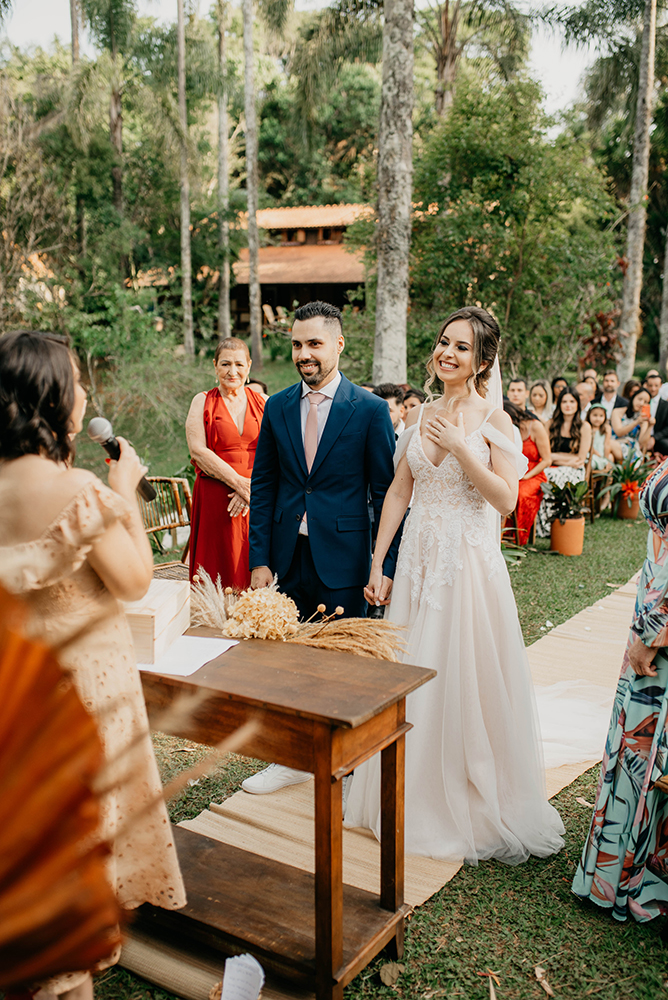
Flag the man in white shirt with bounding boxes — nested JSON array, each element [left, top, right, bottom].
[[373, 383, 407, 439], [599, 370, 627, 420]]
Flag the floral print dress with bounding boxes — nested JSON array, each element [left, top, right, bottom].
[[572, 459, 668, 921]]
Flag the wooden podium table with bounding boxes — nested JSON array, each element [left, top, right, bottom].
[[140, 636, 435, 1000]]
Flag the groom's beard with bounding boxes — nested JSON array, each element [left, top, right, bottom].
[[296, 359, 336, 387]]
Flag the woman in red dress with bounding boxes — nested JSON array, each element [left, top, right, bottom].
[[516, 409, 551, 544], [186, 338, 265, 588]]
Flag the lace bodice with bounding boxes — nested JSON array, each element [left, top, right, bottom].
[[396, 409, 505, 609]]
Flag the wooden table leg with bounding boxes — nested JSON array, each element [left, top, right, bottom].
[[380, 702, 406, 960], [314, 726, 343, 1000]]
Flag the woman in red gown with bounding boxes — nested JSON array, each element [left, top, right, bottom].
[[186, 338, 265, 588], [515, 409, 551, 544]]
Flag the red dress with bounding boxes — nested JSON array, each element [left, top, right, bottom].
[[515, 434, 547, 545], [189, 387, 265, 588]]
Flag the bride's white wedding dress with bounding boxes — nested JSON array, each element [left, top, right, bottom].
[[344, 406, 565, 864]]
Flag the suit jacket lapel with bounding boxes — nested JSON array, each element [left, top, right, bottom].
[[281, 383, 308, 477], [308, 374, 356, 479]]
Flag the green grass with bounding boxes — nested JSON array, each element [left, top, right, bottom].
[[89, 511, 653, 1000]]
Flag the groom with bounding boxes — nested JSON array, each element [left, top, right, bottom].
[[245, 300, 399, 793]]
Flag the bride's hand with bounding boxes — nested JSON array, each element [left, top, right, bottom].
[[364, 566, 393, 606], [425, 411, 467, 453]]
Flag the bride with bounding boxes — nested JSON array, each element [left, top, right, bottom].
[[344, 307, 564, 864]]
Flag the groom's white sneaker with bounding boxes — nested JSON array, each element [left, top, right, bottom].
[[241, 763, 311, 795]]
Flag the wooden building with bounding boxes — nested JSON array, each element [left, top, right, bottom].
[[232, 203, 368, 329]]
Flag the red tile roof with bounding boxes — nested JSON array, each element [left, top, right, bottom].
[[238, 203, 371, 231], [233, 244, 365, 285]]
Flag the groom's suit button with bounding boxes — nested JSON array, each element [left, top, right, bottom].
[[306, 487, 312, 494], [295, 514, 301, 521]]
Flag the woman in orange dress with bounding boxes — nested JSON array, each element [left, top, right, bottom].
[[186, 338, 265, 589]]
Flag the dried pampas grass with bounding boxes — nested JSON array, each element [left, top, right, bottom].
[[190, 569, 232, 629], [190, 573, 404, 661], [291, 618, 404, 661]]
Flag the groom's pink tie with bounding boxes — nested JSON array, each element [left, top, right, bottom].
[[304, 391, 327, 471]]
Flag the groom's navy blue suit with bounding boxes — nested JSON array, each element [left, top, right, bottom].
[[249, 373, 398, 618]]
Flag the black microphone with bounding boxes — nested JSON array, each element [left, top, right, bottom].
[[87, 417, 156, 502]]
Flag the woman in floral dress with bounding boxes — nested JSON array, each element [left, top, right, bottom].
[[573, 459, 668, 921]]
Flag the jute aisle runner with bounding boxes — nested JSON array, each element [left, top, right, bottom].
[[121, 577, 638, 999]]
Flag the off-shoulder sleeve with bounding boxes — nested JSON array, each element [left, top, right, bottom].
[[0, 479, 133, 595], [394, 425, 417, 471], [483, 420, 529, 478]]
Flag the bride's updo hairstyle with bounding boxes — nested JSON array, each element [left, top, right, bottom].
[[424, 306, 500, 401], [0, 330, 75, 465]]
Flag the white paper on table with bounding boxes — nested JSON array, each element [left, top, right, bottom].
[[221, 953, 265, 1000], [138, 635, 238, 677]]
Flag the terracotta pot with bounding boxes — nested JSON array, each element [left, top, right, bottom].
[[550, 516, 585, 556], [617, 495, 640, 520]]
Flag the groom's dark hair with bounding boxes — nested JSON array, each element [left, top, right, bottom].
[[294, 301, 343, 332]]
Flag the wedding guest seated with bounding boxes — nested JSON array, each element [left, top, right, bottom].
[[611, 386, 653, 459], [248, 377, 269, 398], [622, 379, 642, 403], [186, 338, 265, 588], [551, 376, 569, 405], [536, 388, 592, 537], [528, 379, 554, 423], [644, 371, 663, 415], [359, 381, 377, 393], [507, 377, 529, 411], [403, 386, 426, 414], [574, 380, 595, 419], [599, 370, 627, 420], [504, 401, 551, 545], [587, 404, 613, 471], [374, 383, 406, 437], [583, 368, 602, 402]]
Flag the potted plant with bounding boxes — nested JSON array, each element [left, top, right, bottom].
[[540, 479, 589, 556], [599, 453, 654, 520]]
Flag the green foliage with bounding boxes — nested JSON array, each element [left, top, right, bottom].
[[540, 478, 590, 522], [410, 78, 621, 376], [599, 452, 654, 508], [258, 64, 380, 204]]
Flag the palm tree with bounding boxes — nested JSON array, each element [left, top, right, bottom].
[[374, 0, 413, 383], [217, 0, 231, 341], [417, 0, 529, 115], [81, 0, 137, 216], [177, 0, 194, 357], [241, 0, 291, 368], [242, 0, 262, 368], [617, 0, 657, 382], [543, 0, 661, 380], [71, 0, 81, 64]]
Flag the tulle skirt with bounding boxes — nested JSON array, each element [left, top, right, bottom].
[[344, 537, 565, 864]]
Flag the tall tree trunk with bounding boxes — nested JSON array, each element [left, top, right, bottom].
[[242, 0, 263, 369], [218, 0, 231, 341], [178, 0, 195, 357], [109, 69, 123, 215], [658, 225, 668, 374], [617, 0, 657, 383], [373, 0, 414, 383], [434, 0, 460, 115], [70, 0, 80, 64]]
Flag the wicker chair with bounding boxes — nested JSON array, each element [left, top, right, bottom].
[[139, 477, 192, 565]]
